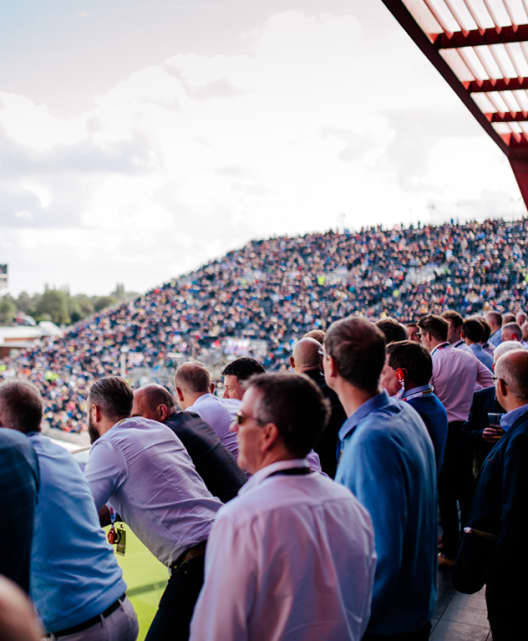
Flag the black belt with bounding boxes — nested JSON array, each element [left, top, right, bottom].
[[171, 540, 207, 572], [48, 593, 126, 638]]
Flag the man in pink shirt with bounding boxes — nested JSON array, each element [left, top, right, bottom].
[[418, 315, 493, 567]]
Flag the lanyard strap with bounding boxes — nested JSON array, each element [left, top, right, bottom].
[[265, 467, 311, 480]]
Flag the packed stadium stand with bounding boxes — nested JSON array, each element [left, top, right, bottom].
[[1, 216, 527, 433]]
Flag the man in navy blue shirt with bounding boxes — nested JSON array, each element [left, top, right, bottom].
[[324, 317, 437, 641], [0, 428, 39, 594], [381, 340, 448, 471], [455, 349, 528, 640]]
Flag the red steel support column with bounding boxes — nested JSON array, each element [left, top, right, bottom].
[[509, 158, 528, 211]]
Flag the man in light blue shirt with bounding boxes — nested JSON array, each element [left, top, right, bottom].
[[175, 361, 239, 456], [0, 380, 137, 641], [324, 317, 437, 641], [462, 318, 494, 370]]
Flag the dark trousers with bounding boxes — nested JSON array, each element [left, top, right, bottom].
[[362, 622, 431, 641], [438, 421, 475, 559], [486, 583, 523, 641], [144, 554, 205, 641]]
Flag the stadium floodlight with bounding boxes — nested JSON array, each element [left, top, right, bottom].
[[381, 0, 528, 209]]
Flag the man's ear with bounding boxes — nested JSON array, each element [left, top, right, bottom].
[[327, 354, 338, 379], [93, 403, 103, 422], [497, 378, 508, 400], [210, 383, 215, 394], [260, 422, 280, 455], [158, 404, 169, 422], [176, 387, 184, 402], [289, 356, 295, 369]]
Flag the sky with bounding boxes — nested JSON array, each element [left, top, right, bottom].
[[0, 0, 524, 296]]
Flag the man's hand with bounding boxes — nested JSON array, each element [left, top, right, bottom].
[[482, 427, 504, 444]]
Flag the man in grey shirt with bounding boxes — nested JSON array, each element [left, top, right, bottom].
[[85, 376, 222, 641]]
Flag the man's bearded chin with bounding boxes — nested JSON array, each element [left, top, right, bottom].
[[88, 418, 100, 444]]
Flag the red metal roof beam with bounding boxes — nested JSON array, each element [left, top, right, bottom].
[[432, 24, 528, 48], [465, 77, 528, 92], [486, 110, 528, 122]]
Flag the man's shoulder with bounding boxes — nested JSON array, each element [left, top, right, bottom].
[[218, 473, 360, 523]]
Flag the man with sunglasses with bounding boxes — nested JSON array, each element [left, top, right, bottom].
[[190, 373, 376, 641]]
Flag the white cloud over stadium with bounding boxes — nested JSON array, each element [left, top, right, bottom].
[[0, 2, 523, 295]]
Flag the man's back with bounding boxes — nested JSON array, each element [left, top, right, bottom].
[[336, 392, 437, 637], [29, 433, 126, 634], [406, 393, 448, 470], [86, 417, 222, 566], [164, 411, 246, 502], [187, 394, 239, 457], [0, 430, 39, 594], [190, 465, 376, 641], [432, 344, 492, 422]]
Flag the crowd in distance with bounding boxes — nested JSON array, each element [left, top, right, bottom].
[[2, 216, 528, 435]]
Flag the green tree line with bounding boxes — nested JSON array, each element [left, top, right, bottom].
[[0, 283, 138, 326]]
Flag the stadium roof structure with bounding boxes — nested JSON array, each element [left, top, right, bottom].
[[381, 0, 528, 208]]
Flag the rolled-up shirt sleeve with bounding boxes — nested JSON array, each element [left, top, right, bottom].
[[85, 439, 127, 510]]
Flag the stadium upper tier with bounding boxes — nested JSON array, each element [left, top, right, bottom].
[[2, 216, 528, 433]]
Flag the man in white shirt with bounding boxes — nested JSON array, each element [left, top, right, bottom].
[[190, 372, 376, 641], [85, 376, 222, 641], [175, 361, 239, 456]]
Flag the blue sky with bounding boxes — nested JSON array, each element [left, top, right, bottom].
[[0, 1, 522, 295]]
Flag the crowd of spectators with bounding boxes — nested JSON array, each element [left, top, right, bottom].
[[3, 216, 528, 433]]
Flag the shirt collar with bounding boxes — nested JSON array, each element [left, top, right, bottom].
[[190, 393, 215, 408], [431, 342, 450, 356], [239, 459, 309, 495], [500, 403, 528, 432], [402, 384, 432, 400], [339, 391, 390, 441]]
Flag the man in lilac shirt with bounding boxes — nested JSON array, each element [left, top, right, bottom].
[[418, 315, 493, 566], [190, 373, 375, 641], [175, 361, 239, 457]]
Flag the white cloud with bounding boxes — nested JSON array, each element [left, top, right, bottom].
[[0, 9, 522, 295]]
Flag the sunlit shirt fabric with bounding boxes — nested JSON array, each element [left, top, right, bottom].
[[29, 433, 126, 633], [190, 459, 376, 641], [431, 342, 494, 422], [336, 392, 437, 637], [86, 417, 222, 566], [187, 394, 240, 457], [468, 343, 494, 370]]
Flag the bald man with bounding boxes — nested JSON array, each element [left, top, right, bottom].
[[290, 338, 346, 477], [455, 349, 528, 640], [132, 385, 246, 502], [175, 361, 239, 457]]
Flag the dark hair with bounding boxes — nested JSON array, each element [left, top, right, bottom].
[[89, 376, 133, 419], [0, 380, 42, 433], [417, 314, 448, 342], [324, 316, 386, 392], [485, 311, 502, 329], [477, 316, 491, 342], [174, 361, 210, 393], [376, 318, 408, 344], [461, 319, 484, 343], [387, 341, 432, 386], [248, 373, 329, 458], [442, 310, 463, 329], [222, 357, 265, 381], [503, 322, 523, 340]]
